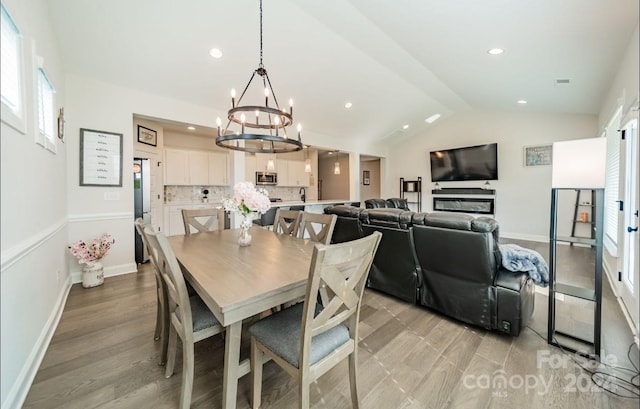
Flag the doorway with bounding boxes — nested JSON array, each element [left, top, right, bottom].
[[618, 114, 639, 334]]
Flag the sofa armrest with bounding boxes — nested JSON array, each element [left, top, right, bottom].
[[495, 267, 529, 291], [494, 268, 535, 336]]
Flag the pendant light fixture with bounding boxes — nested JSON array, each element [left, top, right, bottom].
[[304, 146, 311, 173], [215, 0, 303, 153], [334, 151, 341, 175]]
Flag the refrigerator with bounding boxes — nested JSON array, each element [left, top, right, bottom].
[[134, 158, 151, 263]]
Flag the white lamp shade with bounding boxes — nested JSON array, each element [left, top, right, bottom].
[[551, 137, 607, 188]]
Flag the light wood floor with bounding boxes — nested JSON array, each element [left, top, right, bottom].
[[23, 240, 639, 409]]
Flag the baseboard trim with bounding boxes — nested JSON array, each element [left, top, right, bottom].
[[500, 232, 548, 243], [2, 275, 72, 409], [602, 259, 639, 341], [70, 262, 138, 284], [0, 218, 67, 274]]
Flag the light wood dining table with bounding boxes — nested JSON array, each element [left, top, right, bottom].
[[167, 227, 316, 409]]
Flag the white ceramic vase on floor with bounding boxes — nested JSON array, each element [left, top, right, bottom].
[[82, 261, 104, 288]]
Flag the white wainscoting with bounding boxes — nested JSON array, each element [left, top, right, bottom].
[[0, 218, 67, 274]]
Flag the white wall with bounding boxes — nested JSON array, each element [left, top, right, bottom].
[[386, 109, 598, 241], [318, 154, 350, 200], [360, 159, 381, 202], [0, 0, 68, 408]]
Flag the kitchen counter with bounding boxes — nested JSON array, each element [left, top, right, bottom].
[[269, 200, 354, 207], [253, 200, 357, 227]]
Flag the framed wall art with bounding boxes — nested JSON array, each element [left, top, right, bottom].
[[79, 128, 123, 186], [362, 170, 370, 185], [524, 144, 553, 167], [137, 125, 157, 146]]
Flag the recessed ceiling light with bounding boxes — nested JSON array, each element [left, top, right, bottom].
[[209, 48, 223, 59], [344, 102, 352, 109], [487, 48, 504, 55], [187, 126, 196, 130], [403, 124, 409, 130], [517, 100, 528, 104], [425, 113, 441, 124]]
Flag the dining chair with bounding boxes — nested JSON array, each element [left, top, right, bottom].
[[297, 212, 337, 245], [181, 208, 225, 235], [134, 218, 169, 366], [272, 208, 302, 236], [249, 231, 382, 409], [143, 226, 225, 409]]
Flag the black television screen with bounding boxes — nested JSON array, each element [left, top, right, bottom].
[[430, 143, 498, 182]]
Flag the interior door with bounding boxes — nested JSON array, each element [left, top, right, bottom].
[[617, 109, 639, 335]]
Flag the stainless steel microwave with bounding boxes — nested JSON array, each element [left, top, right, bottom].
[[256, 172, 277, 185]]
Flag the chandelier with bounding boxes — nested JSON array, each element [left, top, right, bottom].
[[215, 0, 303, 153]]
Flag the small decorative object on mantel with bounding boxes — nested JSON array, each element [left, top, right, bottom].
[[68, 233, 115, 288], [223, 182, 271, 246], [202, 189, 209, 203]]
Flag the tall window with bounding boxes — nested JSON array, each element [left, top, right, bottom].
[[604, 107, 622, 256], [0, 3, 25, 131], [36, 68, 55, 151]]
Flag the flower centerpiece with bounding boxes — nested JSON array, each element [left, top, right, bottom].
[[223, 181, 271, 246], [68, 233, 115, 288]]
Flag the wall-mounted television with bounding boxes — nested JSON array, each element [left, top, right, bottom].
[[429, 143, 498, 182]]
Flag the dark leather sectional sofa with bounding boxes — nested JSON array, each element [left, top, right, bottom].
[[324, 199, 535, 336]]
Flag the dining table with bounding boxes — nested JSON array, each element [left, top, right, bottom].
[[167, 226, 316, 409]]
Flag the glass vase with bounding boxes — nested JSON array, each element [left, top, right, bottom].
[[238, 213, 253, 246]]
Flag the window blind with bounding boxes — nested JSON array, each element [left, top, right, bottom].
[[1, 5, 22, 115], [604, 109, 621, 255], [37, 69, 55, 140]]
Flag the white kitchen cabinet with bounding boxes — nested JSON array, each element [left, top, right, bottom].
[[276, 159, 289, 185], [245, 155, 257, 183], [164, 149, 189, 185], [164, 148, 228, 186], [208, 152, 228, 185], [256, 154, 277, 172], [287, 160, 308, 187], [189, 151, 210, 185]]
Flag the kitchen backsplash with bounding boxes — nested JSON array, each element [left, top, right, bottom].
[[164, 185, 305, 203], [164, 186, 231, 203]]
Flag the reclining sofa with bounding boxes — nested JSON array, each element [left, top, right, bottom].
[[324, 201, 535, 336]]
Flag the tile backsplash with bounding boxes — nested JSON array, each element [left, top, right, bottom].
[[164, 185, 305, 203], [164, 186, 231, 203]]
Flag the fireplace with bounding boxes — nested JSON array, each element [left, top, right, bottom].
[[433, 197, 495, 215]]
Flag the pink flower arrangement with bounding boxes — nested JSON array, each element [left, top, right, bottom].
[[223, 181, 271, 216], [68, 233, 115, 264]]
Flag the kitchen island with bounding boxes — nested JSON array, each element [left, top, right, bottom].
[[253, 200, 358, 226]]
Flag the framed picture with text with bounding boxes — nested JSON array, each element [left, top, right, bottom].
[[79, 128, 123, 187], [137, 125, 157, 146], [524, 144, 553, 167]]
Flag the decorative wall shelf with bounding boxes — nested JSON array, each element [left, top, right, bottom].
[[548, 187, 603, 358], [400, 177, 422, 212]]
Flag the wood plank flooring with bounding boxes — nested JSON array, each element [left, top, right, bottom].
[[23, 240, 639, 409]]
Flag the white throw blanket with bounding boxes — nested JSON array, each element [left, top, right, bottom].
[[499, 243, 549, 287]]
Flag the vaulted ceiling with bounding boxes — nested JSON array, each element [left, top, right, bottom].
[[48, 0, 639, 145]]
